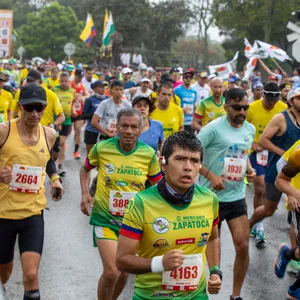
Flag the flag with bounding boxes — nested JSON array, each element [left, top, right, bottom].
[[208, 51, 239, 79], [102, 11, 115, 48], [244, 38, 268, 59], [80, 13, 96, 47], [243, 56, 258, 80], [257, 40, 291, 62]]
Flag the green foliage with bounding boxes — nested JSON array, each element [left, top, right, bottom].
[[18, 2, 83, 62]]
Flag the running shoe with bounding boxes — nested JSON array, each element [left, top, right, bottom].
[[250, 225, 257, 237], [288, 260, 300, 274], [287, 286, 300, 300], [255, 229, 265, 244], [230, 296, 243, 300], [73, 151, 81, 159], [274, 243, 290, 279], [57, 166, 66, 177]]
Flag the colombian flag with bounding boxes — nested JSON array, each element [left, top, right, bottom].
[[80, 13, 96, 47]]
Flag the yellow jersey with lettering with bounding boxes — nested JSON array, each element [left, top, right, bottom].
[[246, 99, 287, 145], [150, 103, 184, 138], [0, 119, 50, 219], [14, 88, 63, 126], [121, 185, 219, 299], [44, 77, 59, 89], [52, 86, 75, 125], [0, 89, 14, 123], [87, 138, 162, 233], [194, 96, 226, 127]]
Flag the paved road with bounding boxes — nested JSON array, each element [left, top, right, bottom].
[[5, 137, 297, 300]]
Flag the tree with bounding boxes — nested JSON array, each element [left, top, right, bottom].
[[18, 2, 83, 62]]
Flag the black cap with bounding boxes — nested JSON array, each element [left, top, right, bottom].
[[132, 95, 152, 107], [170, 67, 179, 74], [75, 69, 84, 77], [91, 80, 107, 90], [160, 73, 174, 83], [19, 83, 47, 105], [26, 69, 42, 82]]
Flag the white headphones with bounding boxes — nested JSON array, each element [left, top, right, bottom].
[[162, 156, 166, 165]]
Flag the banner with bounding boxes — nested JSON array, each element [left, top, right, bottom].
[[208, 51, 239, 79], [0, 10, 13, 58]]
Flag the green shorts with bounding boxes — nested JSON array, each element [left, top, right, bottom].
[[92, 225, 120, 247]]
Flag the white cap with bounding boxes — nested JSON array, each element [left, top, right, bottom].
[[208, 74, 216, 80], [147, 67, 154, 72], [140, 77, 151, 83], [138, 63, 147, 70], [122, 67, 132, 74], [287, 87, 300, 101], [57, 63, 63, 70]]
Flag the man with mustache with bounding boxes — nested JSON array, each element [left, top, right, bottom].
[[197, 88, 256, 300]]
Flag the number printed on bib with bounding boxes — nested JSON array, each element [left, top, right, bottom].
[[162, 254, 202, 291], [109, 190, 136, 216], [183, 104, 193, 115], [107, 119, 117, 132], [223, 157, 246, 181], [9, 164, 43, 193], [256, 150, 268, 167]]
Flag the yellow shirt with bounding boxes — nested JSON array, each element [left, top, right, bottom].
[[44, 77, 60, 89], [15, 87, 64, 126], [0, 89, 14, 122], [150, 103, 184, 138], [20, 68, 29, 81], [246, 100, 287, 144], [0, 119, 50, 219]]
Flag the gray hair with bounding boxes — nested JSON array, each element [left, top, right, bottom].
[[117, 108, 144, 129]]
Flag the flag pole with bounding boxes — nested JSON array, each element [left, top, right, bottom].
[[270, 57, 287, 76]]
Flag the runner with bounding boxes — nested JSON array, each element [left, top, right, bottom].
[[122, 68, 135, 89], [197, 88, 256, 300], [128, 78, 153, 101], [79, 108, 162, 300], [191, 71, 211, 107], [248, 81, 263, 104], [274, 142, 300, 299], [0, 73, 14, 123], [131, 95, 164, 152], [153, 69, 162, 92], [82, 81, 109, 155], [44, 67, 59, 89], [71, 69, 89, 159], [191, 77, 226, 133], [174, 70, 197, 133], [82, 66, 96, 95], [0, 83, 64, 300], [246, 82, 287, 243], [116, 131, 222, 299], [149, 82, 184, 139], [249, 87, 300, 230], [280, 82, 292, 105], [52, 73, 76, 176]]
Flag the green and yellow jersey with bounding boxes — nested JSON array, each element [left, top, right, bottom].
[[86, 138, 162, 233], [120, 184, 219, 300]]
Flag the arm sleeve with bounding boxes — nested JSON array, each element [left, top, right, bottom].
[[147, 152, 162, 182], [120, 195, 144, 240]]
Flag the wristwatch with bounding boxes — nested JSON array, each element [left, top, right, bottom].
[[210, 269, 223, 281]]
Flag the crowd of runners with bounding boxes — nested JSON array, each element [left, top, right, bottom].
[[0, 57, 300, 300]]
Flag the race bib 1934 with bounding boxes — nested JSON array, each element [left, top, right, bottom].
[[9, 164, 43, 193]]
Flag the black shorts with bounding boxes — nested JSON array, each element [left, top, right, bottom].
[[0, 214, 44, 264], [59, 125, 72, 137], [218, 199, 248, 226], [52, 136, 60, 153], [84, 130, 99, 145], [265, 182, 282, 202]]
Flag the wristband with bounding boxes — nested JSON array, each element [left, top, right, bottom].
[[210, 269, 223, 281], [51, 174, 60, 183], [209, 265, 220, 273], [151, 256, 165, 273]]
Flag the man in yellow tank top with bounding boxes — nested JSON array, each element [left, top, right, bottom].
[[0, 83, 64, 300]]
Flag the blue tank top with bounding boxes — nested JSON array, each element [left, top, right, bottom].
[[265, 110, 300, 184]]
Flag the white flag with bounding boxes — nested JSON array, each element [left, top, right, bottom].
[[257, 40, 291, 62]]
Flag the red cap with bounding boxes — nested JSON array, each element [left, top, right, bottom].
[[268, 75, 277, 81]]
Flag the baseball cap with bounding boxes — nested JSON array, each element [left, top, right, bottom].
[[132, 95, 152, 107], [19, 83, 47, 105], [170, 67, 180, 74], [252, 81, 263, 89], [0, 72, 8, 81], [140, 77, 151, 83], [287, 87, 300, 101], [66, 64, 75, 72], [75, 69, 84, 77], [183, 68, 194, 76], [280, 83, 292, 90], [208, 74, 216, 80], [228, 75, 238, 83], [199, 71, 208, 78], [160, 73, 174, 83], [91, 80, 107, 90], [268, 74, 277, 81], [122, 67, 133, 74], [26, 69, 42, 82]]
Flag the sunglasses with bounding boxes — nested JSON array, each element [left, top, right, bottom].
[[184, 75, 193, 79], [263, 90, 280, 96], [22, 104, 46, 113], [229, 104, 249, 111]]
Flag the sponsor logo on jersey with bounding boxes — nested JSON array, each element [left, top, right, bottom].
[[176, 238, 195, 245], [115, 180, 128, 187], [198, 232, 209, 247], [153, 239, 171, 249], [152, 217, 170, 234], [105, 163, 115, 174]]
